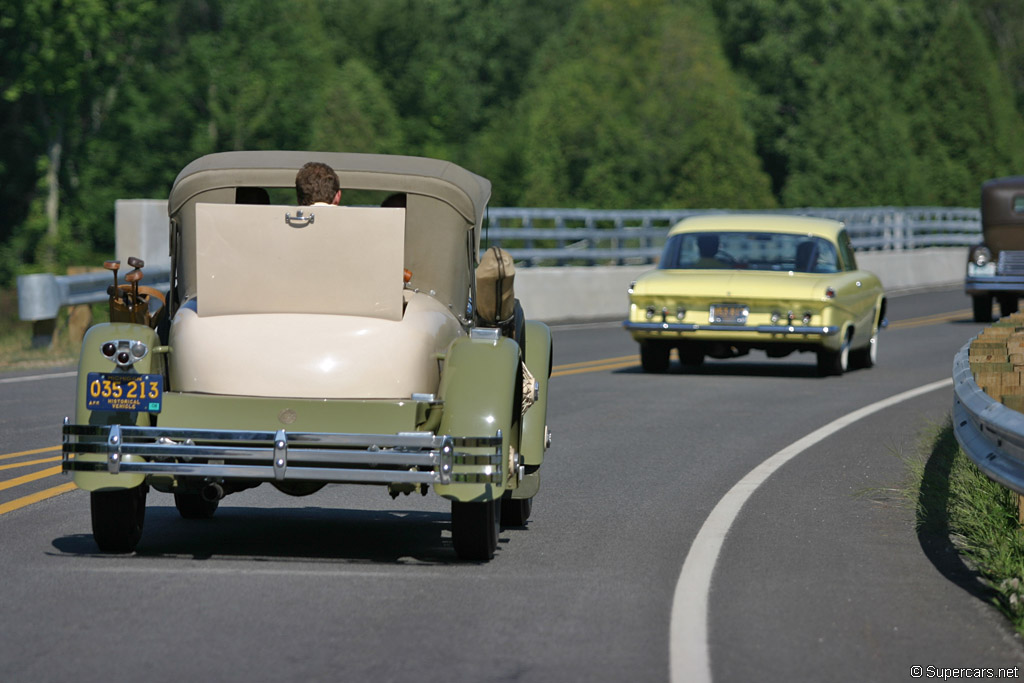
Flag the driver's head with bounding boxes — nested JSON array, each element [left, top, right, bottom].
[[697, 233, 719, 258], [295, 162, 341, 205]]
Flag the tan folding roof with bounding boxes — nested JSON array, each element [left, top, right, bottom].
[[167, 151, 492, 311], [168, 151, 491, 226]]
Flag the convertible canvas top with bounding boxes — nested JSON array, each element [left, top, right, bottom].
[[167, 151, 492, 312], [168, 151, 491, 226]]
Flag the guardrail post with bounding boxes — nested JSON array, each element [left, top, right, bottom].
[[17, 273, 63, 348]]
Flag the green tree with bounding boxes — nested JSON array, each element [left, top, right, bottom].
[[972, 0, 1024, 113], [176, 0, 333, 153], [710, 0, 937, 203], [501, 0, 773, 209], [782, 15, 917, 206], [903, 3, 1024, 205], [58, 0, 339, 261], [0, 0, 157, 271], [323, 0, 577, 162], [309, 59, 405, 154]]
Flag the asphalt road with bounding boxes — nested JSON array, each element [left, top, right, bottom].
[[2, 285, 1023, 683]]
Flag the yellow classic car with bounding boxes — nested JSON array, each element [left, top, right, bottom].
[[624, 214, 886, 375]]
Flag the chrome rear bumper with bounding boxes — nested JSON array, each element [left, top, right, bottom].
[[62, 422, 502, 486], [965, 275, 1024, 295], [622, 321, 840, 336]]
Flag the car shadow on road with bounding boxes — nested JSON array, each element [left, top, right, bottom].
[[915, 422, 1001, 606], [50, 505, 516, 566]]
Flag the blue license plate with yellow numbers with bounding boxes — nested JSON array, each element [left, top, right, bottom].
[[85, 373, 163, 413]]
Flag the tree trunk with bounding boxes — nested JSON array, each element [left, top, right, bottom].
[[44, 134, 63, 268]]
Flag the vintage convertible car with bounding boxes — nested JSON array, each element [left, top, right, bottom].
[[624, 214, 886, 375], [966, 176, 1024, 322], [61, 151, 553, 561]]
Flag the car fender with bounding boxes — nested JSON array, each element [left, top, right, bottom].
[[850, 276, 885, 348], [72, 322, 162, 492], [520, 320, 552, 468], [434, 333, 520, 503]]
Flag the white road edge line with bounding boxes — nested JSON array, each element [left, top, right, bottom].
[[0, 370, 77, 384], [669, 377, 954, 683]]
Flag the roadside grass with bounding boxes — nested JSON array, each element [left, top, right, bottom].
[[907, 417, 1024, 634], [0, 288, 105, 371]]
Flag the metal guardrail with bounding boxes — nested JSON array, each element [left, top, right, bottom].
[[18, 267, 171, 322], [18, 206, 979, 323], [952, 338, 1024, 495]]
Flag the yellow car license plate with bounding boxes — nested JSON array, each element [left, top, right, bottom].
[[709, 304, 749, 324], [86, 372, 163, 413]]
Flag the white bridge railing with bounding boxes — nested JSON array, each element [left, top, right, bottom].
[[483, 206, 980, 266]]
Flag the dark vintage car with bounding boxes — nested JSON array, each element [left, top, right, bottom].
[[966, 176, 1024, 322], [61, 151, 553, 561]]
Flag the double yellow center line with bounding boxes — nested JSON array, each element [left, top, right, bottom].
[[0, 446, 75, 515], [551, 354, 639, 377], [886, 308, 971, 330]]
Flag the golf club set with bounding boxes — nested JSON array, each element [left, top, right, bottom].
[[103, 256, 166, 328]]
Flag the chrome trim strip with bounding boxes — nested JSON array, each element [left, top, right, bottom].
[[469, 327, 502, 341], [62, 417, 70, 474], [622, 321, 839, 336], [107, 425, 123, 474], [273, 429, 287, 481]]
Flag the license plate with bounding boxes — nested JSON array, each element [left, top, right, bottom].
[[86, 373, 163, 413], [709, 304, 749, 325]]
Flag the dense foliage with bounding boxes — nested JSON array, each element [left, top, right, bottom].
[[2, 0, 1023, 285]]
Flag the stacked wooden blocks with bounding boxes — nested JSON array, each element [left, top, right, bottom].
[[970, 312, 1024, 412]]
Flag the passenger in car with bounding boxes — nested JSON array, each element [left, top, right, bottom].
[[295, 161, 342, 206], [695, 233, 726, 268], [795, 240, 818, 272]]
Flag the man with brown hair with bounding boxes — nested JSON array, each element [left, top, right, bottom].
[[295, 161, 341, 206]]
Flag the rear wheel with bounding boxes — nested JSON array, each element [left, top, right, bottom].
[[640, 341, 670, 373], [452, 498, 500, 561], [174, 491, 219, 519], [817, 329, 852, 376], [999, 295, 1020, 318], [973, 295, 994, 322], [850, 328, 879, 370], [500, 491, 532, 527], [91, 485, 147, 553]]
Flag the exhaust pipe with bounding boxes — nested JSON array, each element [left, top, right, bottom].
[[201, 482, 225, 502]]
